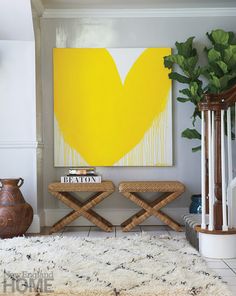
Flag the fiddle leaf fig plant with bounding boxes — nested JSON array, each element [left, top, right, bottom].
[[164, 29, 236, 152]]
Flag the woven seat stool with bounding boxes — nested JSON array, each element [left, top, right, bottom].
[[119, 181, 185, 232], [48, 181, 115, 233]]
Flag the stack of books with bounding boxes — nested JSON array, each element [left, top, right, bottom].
[[60, 168, 102, 183]]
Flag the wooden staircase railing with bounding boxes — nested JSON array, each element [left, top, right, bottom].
[[198, 84, 236, 231]]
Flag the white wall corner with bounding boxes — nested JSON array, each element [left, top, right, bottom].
[[31, 0, 45, 17], [27, 213, 42, 233]]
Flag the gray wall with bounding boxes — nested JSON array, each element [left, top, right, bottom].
[[41, 16, 236, 215]]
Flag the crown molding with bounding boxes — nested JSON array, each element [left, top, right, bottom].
[[31, 0, 45, 17], [42, 7, 236, 18]]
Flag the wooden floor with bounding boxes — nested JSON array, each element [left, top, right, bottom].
[[28, 225, 236, 295]]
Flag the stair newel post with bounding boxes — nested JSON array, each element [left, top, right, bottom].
[[214, 109, 223, 230]]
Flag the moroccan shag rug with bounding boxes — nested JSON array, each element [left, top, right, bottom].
[[0, 234, 232, 296]]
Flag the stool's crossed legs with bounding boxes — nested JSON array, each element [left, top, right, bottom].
[[121, 191, 183, 232], [49, 191, 113, 233]]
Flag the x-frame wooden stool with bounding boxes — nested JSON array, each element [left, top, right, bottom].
[[119, 181, 185, 232], [48, 181, 115, 233]]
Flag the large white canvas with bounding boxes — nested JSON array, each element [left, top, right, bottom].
[[54, 47, 172, 166]]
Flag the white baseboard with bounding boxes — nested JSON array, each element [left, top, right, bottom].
[[43, 207, 188, 227], [27, 213, 42, 233]]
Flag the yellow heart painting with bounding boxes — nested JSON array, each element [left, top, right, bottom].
[[53, 48, 172, 167]]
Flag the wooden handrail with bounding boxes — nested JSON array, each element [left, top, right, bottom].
[[199, 84, 236, 111]]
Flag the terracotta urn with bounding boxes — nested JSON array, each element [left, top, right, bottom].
[[0, 178, 33, 238]]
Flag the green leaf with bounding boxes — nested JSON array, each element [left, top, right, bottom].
[[169, 72, 190, 83], [192, 108, 201, 126], [219, 75, 231, 89], [177, 97, 190, 103], [179, 88, 192, 97], [192, 146, 201, 152], [220, 73, 236, 90], [193, 66, 203, 78], [206, 63, 224, 77], [182, 128, 201, 140], [228, 31, 235, 44], [228, 45, 236, 54], [207, 48, 221, 63], [200, 65, 209, 75], [203, 70, 211, 80], [206, 32, 214, 44], [195, 95, 202, 103], [228, 55, 236, 70], [190, 82, 198, 96], [229, 78, 236, 89], [208, 85, 220, 93], [175, 37, 196, 57], [163, 56, 174, 69], [211, 29, 230, 46], [209, 74, 221, 89], [164, 54, 185, 68], [214, 43, 229, 52], [191, 95, 202, 106], [185, 56, 198, 70], [216, 61, 228, 74], [224, 45, 236, 67]]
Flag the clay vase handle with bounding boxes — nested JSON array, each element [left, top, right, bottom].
[[17, 178, 24, 188]]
